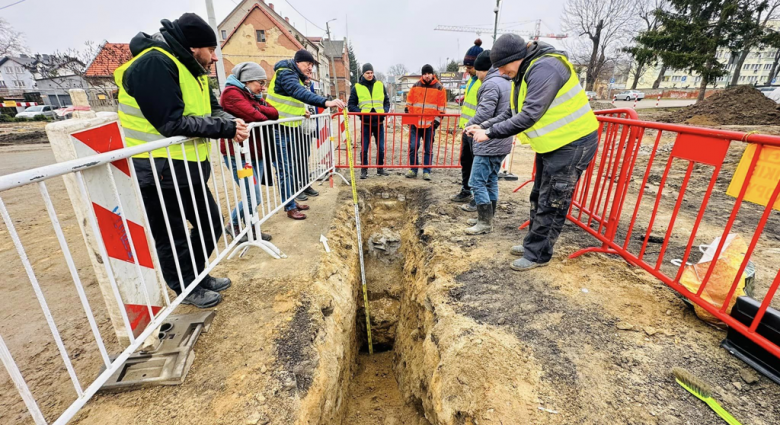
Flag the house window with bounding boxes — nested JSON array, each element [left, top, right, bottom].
[[12, 80, 25, 87], [0, 81, 5, 88], [766, 64, 772, 70], [256, 30, 266, 43], [221, 30, 227, 40]]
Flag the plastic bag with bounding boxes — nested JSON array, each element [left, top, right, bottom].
[[679, 234, 748, 325]]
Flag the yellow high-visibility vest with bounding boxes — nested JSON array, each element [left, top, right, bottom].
[[459, 76, 481, 128], [513, 53, 599, 153], [355, 80, 385, 113], [115, 47, 211, 161], [266, 68, 306, 127]]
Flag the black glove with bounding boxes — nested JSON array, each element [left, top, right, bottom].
[[433, 120, 441, 130], [404, 107, 409, 113]]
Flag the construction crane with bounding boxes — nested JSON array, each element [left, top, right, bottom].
[[434, 20, 568, 41]]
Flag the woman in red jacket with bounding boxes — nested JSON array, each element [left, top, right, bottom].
[[220, 62, 278, 242]]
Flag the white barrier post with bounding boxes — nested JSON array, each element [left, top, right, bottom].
[[656, 94, 661, 108], [45, 89, 166, 346]]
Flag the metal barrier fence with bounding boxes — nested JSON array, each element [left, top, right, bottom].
[[564, 112, 780, 359], [0, 112, 333, 424], [335, 112, 462, 170]]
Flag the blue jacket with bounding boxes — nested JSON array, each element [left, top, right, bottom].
[[272, 59, 328, 108]]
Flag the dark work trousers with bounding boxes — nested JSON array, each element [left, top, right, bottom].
[[523, 131, 599, 263], [361, 122, 386, 170], [140, 181, 223, 295], [460, 132, 474, 191]]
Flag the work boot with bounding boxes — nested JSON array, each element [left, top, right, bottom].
[[450, 189, 473, 203], [377, 169, 390, 176], [460, 199, 477, 212], [360, 169, 368, 179], [200, 275, 231, 292], [295, 203, 310, 211], [296, 193, 308, 201], [287, 209, 307, 220], [405, 170, 417, 179], [510, 245, 524, 256], [304, 186, 319, 197], [423, 173, 432, 181], [491, 200, 498, 214], [510, 257, 549, 271], [465, 203, 493, 235], [182, 287, 222, 308], [225, 224, 249, 244]]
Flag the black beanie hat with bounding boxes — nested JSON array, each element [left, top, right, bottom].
[[474, 50, 492, 71], [421, 64, 434, 75], [177, 13, 217, 48], [490, 34, 528, 68], [294, 49, 316, 64], [362, 63, 374, 74], [463, 39, 484, 66]]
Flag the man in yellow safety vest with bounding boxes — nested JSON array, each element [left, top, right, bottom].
[[467, 34, 599, 271], [266, 49, 345, 220], [348, 63, 390, 179], [115, 13, 249, 308], [452, 39, 484, 208]]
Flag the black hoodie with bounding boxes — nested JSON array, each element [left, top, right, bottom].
[[122, 19, 237, 187]]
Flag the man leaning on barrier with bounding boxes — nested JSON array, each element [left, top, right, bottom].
[[266, 49, 346, 220], [115, 13, 249, 308], [466, 34, 599, 272]]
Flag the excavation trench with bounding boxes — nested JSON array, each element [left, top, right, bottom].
[[343, 190, 430, 424]]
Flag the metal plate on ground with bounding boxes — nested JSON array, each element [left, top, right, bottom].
[[100, 311, 215, 392]]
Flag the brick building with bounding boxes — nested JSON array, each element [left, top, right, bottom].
[[218, 0, 338, 97]]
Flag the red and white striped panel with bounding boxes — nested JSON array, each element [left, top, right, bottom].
[[70, 122, 165, 337], [14, 102, 38, 107]]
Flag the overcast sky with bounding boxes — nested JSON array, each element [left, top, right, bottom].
[[3, 0, 569, 73]]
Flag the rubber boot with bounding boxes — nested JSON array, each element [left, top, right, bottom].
[[465, 204, 493, 235], [491, 200, 497, 214]]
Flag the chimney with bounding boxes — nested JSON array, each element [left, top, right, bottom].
[[285, 17, 289, 23], [268, 3, 274, 10]]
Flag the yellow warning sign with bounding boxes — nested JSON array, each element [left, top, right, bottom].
[[726, 143, 780, 210], [3, 100, 17, 107]]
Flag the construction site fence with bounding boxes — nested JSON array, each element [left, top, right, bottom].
[[0, 112, 334, 424], [563, 108, 780, 360], [335, 112, 463, 169]]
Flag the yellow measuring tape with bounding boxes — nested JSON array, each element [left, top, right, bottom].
[[343, 109, 374, 354]]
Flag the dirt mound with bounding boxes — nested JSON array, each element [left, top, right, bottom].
[[590, 101, 616, 111], [661, 85, 780, 125]]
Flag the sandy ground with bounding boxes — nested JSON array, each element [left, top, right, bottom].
[[1, 111, 779, 424]]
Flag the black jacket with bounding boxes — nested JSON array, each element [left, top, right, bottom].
[[348, 76, 390, 126], [122, 19, 237, 188]]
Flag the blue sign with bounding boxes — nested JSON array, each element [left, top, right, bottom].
[[681, 76, 687, 82], [773, 78, 777, 84], [610, 78, 615, 84]]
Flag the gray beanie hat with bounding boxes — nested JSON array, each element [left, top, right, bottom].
[[232, 62, 267, 83], [490, 34, 528, 68]]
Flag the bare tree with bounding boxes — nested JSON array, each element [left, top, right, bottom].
[[729, 0, 780, 86], [0, 17, 27, 57], [387, 63, 409, 78], [626, 0, 668, 89], [562, 0, 637, 90]]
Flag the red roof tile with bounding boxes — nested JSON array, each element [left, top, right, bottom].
[[85, 42, 218, 78], [85, 43, 132, 77]]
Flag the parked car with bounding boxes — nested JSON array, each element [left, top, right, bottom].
[[16, 105, 57, 119], [613, 90, 645, 101], [585, 91, 598, 101], [454, 94, 465, 106]]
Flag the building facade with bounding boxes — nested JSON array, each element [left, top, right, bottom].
[[218, 0, 336, 97], [0, 56, 37, 100]]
